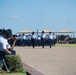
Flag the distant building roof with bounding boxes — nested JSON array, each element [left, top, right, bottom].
[[40, 29, 53, 33], [18, 30, 32, 34], [58, 29, 74, 33]]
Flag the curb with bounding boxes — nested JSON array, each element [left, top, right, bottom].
[[23, 63, 44, 75]]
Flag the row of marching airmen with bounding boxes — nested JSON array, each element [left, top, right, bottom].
[[15, 31, 57, 48]]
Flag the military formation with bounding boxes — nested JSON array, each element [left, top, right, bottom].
[[15, 31, 57, 48]]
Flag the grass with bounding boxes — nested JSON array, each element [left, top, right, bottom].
[[0, 70, 27, 75], [56, 43, 76, 47], [0, 72, 27, 75], [3, 73, 26, 75]]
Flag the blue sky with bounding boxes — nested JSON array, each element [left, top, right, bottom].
[[0, 0, 76, 34]]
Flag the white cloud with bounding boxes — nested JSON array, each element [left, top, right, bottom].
[[12, 14, 19, 19]]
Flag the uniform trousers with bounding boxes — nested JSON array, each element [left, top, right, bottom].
[[41, 38, 45, 48], [49, 39, 52, 48], [31, 39, 35, 48], [0, 50, 16, 58]]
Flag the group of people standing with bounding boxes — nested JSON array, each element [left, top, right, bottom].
[[16, 31, 57, 48]]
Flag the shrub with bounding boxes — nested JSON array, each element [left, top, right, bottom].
[[5, 55, 26, 73]]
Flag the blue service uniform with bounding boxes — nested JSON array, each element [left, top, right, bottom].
[[31, 34, 36, 48], [48, 34, 53, 48], [41, 34, 46, 48]]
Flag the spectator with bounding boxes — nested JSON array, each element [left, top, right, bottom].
[[0, 29, 17, 58]]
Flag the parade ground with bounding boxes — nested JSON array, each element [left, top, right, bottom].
[[15, 45, 76, 75]]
